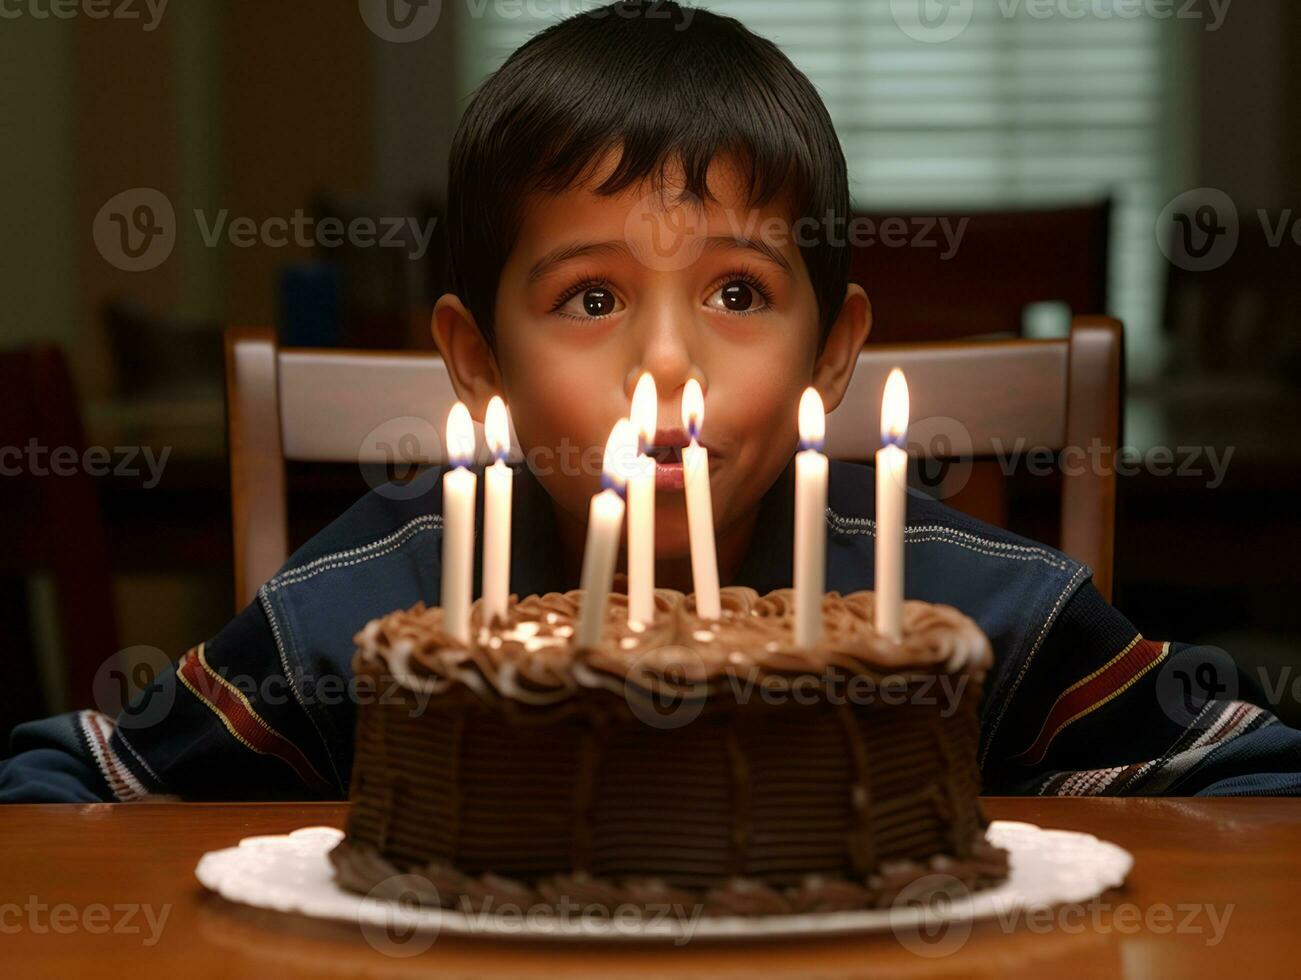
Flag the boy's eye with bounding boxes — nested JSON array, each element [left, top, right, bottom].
[[557, 286, 622, 319], [706, 280, 768, 314]]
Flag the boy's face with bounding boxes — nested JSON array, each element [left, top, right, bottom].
[[437, 152, 868, 567]]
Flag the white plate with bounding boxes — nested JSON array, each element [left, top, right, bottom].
[[195, 821, 1132, 944]]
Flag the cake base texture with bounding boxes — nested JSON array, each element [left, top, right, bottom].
[[332, 587, 1009, 916]]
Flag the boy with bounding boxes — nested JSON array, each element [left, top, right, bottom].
[[3, 1, 1297, 802]]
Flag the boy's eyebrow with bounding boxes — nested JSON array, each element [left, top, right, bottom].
[[527, 235, 793, 282], [702, 235, 793, 275], [527, 240, 627, 283]]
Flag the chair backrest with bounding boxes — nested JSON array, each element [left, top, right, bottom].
[[224, 316, 1121, 610], [852, 201, 1112, 343]]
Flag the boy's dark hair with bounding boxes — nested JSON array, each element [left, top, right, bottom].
[[446, 0, 850, 350]]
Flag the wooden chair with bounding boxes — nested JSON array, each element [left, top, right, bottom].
[[224, 315, 1122, 610], [853, 200, 1112, 343]]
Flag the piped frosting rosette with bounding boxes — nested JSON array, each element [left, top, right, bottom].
[[353, 588, 992, 714]]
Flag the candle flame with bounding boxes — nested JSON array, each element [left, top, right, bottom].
[[630, 373, 658, 450], [881, 368, 909, 447], [485, 395, 510, 458], [602, 417, 637, 492], [798, 387, 825, 447], [681, 378, 704, 440], [446, 401, 475, 467]]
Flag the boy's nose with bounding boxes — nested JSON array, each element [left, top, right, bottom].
[[623, 312, 703, 414]]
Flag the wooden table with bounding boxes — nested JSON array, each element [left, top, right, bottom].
[[3, 798, 1297, 978]]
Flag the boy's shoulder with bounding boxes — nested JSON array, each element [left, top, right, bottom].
[[824, 459, 1081, 569], [266, 472, 447, 592], [822, 460, 1092, 701]]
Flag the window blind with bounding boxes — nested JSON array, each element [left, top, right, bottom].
[[459, 0, 1186, 373]]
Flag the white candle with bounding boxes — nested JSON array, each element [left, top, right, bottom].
[[576, 419, 633, 648], [442, 402, 477, 644], [875, 369, 910, 643], [681, 378, 720, 620], [794, 387, 828, 648], [482, 395, 512, 625], [627, 372, 657, 627]]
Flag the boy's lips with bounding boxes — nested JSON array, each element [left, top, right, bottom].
[[643, 427, 721, 492]]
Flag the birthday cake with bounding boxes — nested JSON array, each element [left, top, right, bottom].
[[330, 587, 1008, 916]]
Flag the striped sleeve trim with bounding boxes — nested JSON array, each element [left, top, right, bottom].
[[1013, 636, 1171, 768], [177, 643, 331, 793], [77, 710, 151, 802], [1035, 699, 1272, 796]]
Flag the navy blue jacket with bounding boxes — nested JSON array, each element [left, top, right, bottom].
[[4, 460, 1298, 802]]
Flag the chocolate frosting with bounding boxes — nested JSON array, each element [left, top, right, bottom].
[[331, 829, 1010, 918], [353, 588, 992, 709]]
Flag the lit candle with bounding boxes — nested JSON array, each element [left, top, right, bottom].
[[628, 373, 658, 627], [794, 387, 828, 648], [681, 378, 720, 620], [482, 395, 512, 625], [442, 402, 477, 644], [576, 419, 633, 648], [875, 369, 910, 643]]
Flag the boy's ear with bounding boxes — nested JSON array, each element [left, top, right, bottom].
[[431, 293, 502, 419], [812, 283, 872, 413]]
